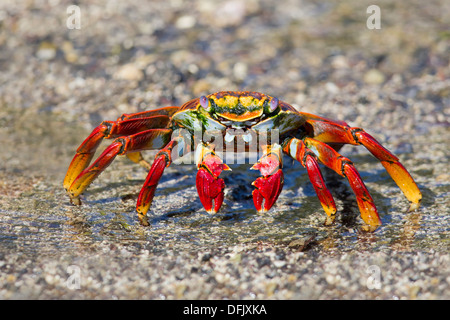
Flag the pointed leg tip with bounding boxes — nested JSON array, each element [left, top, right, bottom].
[[69, 196, 82, 206], [138, 217, 150, 227], [361, 224, 380, 232], [408, 201, 421, 212], [324, 215, 336, 226], [137, 208, 151, 226]]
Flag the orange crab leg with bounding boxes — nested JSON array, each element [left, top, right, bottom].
[[195, 144, 231, 214], [66, 128, 172, 206], [63, 114, 171, 191], [283, 138, 337, 225], [303, 115, 422, 210], [351, 129, 421, 209], [304, 137, 381, 232], [251, 144, 284, 213]]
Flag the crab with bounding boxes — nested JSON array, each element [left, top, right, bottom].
[[63, 91, 421, 231]]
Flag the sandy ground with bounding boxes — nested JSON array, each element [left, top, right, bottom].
[[0, 0, 449, 300]]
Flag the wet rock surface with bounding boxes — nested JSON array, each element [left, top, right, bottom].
[[0, 0, 448, 299]]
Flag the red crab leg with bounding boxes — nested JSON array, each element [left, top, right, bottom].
[[303, 115, 422, 210], [303, 137, 381, 232], [283, 138, 337, 225], [118, 106, 178, 169], [135, 138, 183, 225], [251, 144, 284, 213], [195, 144, 231, 214], [66, 128, 172, 206], [63, 114, 171, 191]]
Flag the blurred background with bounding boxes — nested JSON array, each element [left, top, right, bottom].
[[0, 0, 448, 175]]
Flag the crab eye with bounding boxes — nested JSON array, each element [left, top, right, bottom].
[[269, 97, 279, 113], [200, 96, 209, 109]]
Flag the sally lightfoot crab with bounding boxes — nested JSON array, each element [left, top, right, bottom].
[[64, 91, 421, 231]]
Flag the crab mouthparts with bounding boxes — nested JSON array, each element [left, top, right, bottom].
[[224, 130, 254, 144]]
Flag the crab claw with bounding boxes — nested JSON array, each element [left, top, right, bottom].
[[251, 145, 284, 213], [252, 169, 284, 213], [196, 154, 230, 214], [251, 153, 281, 177]]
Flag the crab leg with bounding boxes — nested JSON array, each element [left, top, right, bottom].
[[304, 115, 422, 210], [195, 143, 231, 214], [251, 144, 284, 213], [135, 137, 184, 225], [66, 128, 172, 206], [303, 137, 381, 231], [63, 114, 172, 191], [283, 137, 337, 225]]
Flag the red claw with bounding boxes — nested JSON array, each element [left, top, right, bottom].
[[251, 145, 284, 213], [252, 169, 284, 213], [196, 168, 225, 213], [250, 154, 280, 176], [196, 153, 230, 214]]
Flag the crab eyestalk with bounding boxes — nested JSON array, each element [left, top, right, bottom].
[[195, 144, 231, 214], [251, 144, 284, 213]]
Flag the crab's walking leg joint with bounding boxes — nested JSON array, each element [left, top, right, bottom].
[[136, 137, 184, 226], [305, 117, 422, 211], [195, 143, 231, 214], [303, 137, 381, 232], [65, 128, 172, 206], [283, 138, 337, 225], [63, 114, 171, 192], [251, 144, 284, 213]]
